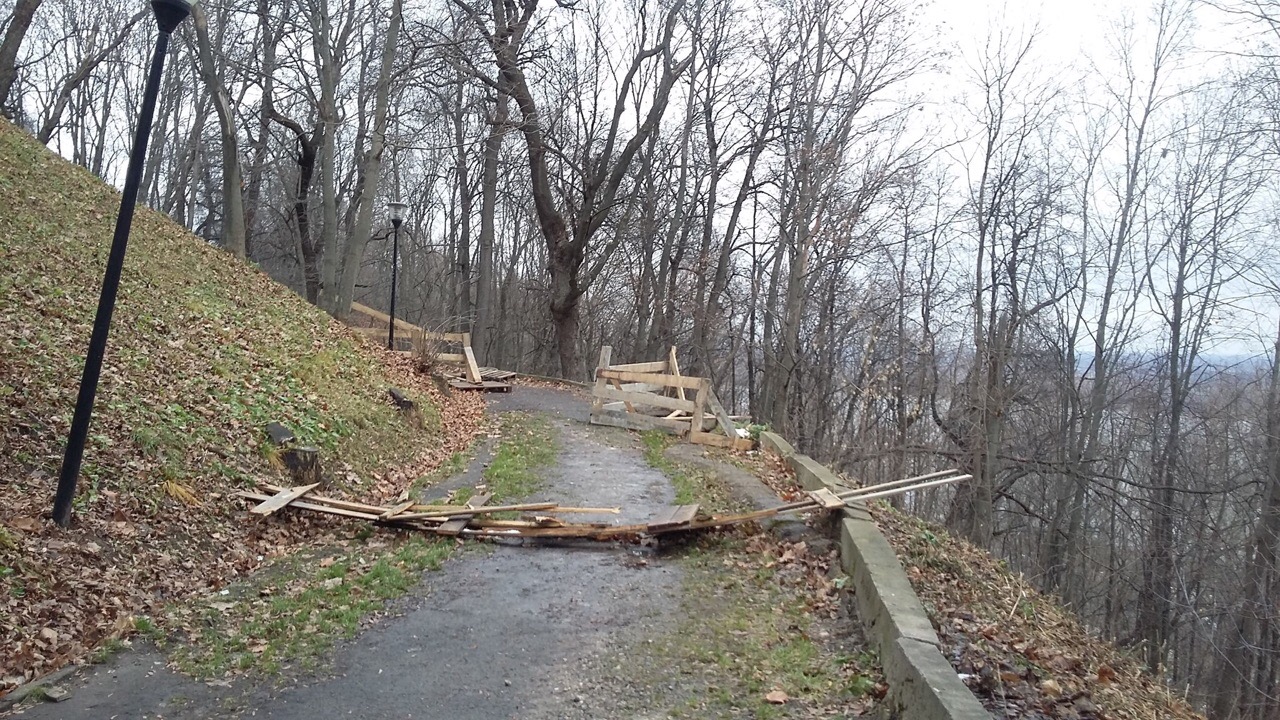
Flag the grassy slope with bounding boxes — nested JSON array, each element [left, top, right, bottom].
[[0, 119, 483, 688]]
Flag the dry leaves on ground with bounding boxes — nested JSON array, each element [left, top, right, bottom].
[[747, 452, 1204, 720]]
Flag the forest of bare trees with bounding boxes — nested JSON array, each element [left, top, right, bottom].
[[3, 0, 1280, 715]]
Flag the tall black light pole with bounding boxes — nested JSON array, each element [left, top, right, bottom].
[[53, 0, 195, 528], [386, 201, 407, 350]]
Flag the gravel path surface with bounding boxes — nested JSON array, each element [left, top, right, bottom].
[[10, 386, 684, 719]]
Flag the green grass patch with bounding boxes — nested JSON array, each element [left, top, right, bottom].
[[640, 431, 738, 513], [90, 638, 127, 664], [167, 535, 453, 679], [623, 536, 881, 717], [483, 413, 558, 502]]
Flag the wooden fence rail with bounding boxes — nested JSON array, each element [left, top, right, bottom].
[[588, 346, 753, 451]]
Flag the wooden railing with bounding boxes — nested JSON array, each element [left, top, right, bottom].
[[588, 346, 753, 450]]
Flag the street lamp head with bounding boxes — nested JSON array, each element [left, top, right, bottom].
[[387, 201, 409, 229], [152, 0, 195, 34]]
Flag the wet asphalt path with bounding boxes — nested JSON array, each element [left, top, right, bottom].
[[12, 386, 682, 720]]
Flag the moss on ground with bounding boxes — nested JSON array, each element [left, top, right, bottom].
[[639, 430, 739, 513], [484, 413, 558, 501], [630, 439, 881, 716], [166, 534, 453, 679]]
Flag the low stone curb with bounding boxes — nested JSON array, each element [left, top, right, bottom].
[[0, 663, 81, 712], [758, 431, 990, 720]]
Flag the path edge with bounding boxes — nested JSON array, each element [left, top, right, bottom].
[[759, 431, 991, 720]]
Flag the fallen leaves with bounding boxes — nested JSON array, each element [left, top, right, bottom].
[[0, 115, 487, 693], [764, 689, 789, 704], [750, 450, 1204, 720], [868, 507, 1205, 720], [8, 517, 40, 533]]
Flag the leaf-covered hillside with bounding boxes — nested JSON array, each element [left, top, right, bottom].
[[0, 118, 483, 689]]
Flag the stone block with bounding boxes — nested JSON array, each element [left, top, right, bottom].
[[758, 431, 795, 459]]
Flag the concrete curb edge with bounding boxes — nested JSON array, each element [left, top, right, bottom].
[[758, 431, 990, 720]]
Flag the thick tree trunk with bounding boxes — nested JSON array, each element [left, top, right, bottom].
[[243, 0, 282, 260], [473, 91, 508, 363], [191, 4, 245, 259], [334, 0, 402, 318], [0, 0, 42, 113]]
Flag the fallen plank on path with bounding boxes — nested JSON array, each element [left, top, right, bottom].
[[237, 471, 969, 541], [649, 505, 700, 530], [436, 493, 493, 536], [250, 483, 320, 516], [806, 488, 846, 509], [448, 378, 512, 393]]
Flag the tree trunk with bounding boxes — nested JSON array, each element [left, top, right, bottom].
[[0, 0, 42, 113], [191, 4, 245, 258], [333, 0, 402, 318], [473, 90, 508, 363]]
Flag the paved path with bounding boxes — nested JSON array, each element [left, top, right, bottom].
[[14, 386, 682, 719]]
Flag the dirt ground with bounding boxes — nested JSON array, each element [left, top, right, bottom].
[[6, 386, 872, 719]]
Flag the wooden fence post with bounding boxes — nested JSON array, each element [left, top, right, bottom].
[[590, 346, 612, 414]]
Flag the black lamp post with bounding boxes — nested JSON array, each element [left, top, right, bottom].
[[52, 0, 195, 528], [386, 201, 407, 350]]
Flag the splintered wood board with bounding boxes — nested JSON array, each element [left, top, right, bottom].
[[436, 493, 493, 536], [649, 504, 700, 530], [689, 430, 755, 451], [250, 483, 321, 516], [805, 488, 846, 509], [379, 500, 417, 520], [448, 379, 512, 393]]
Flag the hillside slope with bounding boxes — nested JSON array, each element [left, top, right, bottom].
[[0, 119, 483, 689]]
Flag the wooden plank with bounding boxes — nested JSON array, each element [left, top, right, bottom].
[[350, 325, 468, 347], [590, 409, 692, 434], [667, 346, 687, 402], [347, 305, 469, 343], [592, 386, 698, 413], [689, 431, 755, 451], [434, 353, 466, 364], [692, 381, 708, 437], [254, 487, 623, 517], [649, 506, 678, 526], [436, 493, 492, 536], [591, 346, 612, 414], [705, 388, 738, 439], [349, 302, 422, 334], [832, 470, 962, 501], [391, 501, 559, 522], [379, 500, 417, 520], [478, 367, 517, 380], [607, 379, 638, 413], [256, 487, 458, 515], [249, 483, 320, 516], [463, 346, 483, 383], [620, 382, 664, 393], [597, 368, 705, 390], [238, 491, 381, 521], [806, 488, 846, 509], [606, 361, 670, 372], [448, 379, 512, 393], [650, 504, 699, 530]]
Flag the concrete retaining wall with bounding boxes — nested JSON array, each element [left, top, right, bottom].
[[758, 431, 990, 720]]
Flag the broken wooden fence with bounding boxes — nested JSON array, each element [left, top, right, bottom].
[[589, 346, 752, 451], [237, 470, 970, 542], [347, 301, 513, 391]]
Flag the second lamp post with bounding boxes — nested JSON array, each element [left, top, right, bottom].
[[386, 201, 408, 350]]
